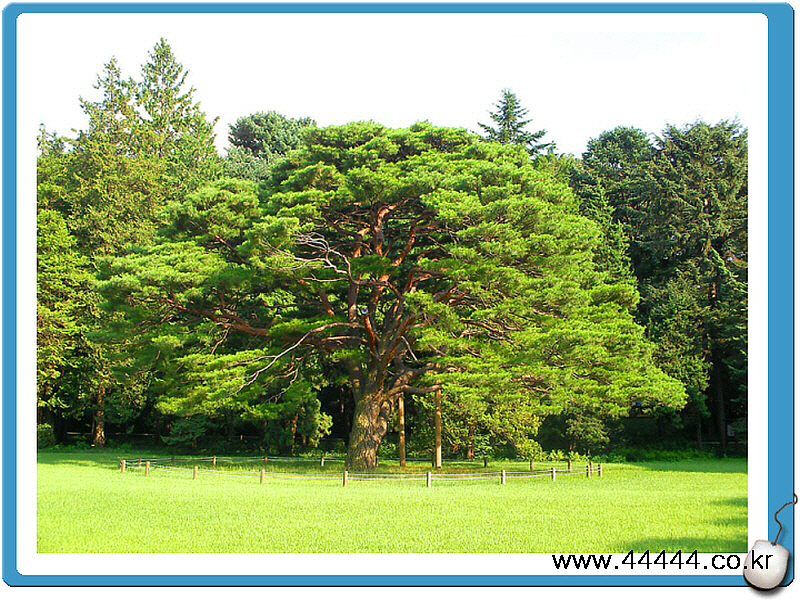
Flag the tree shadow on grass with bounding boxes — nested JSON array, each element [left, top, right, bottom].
[[714, 496, 748, 509], [612, 496, 748, 554], [638, 459, 747, 475], [613, 535, 749, 554], [37, 450, 152, 469]]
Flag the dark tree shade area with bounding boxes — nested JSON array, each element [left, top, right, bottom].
[[572, 122, 747, 453], [36, 45, 746, 464]]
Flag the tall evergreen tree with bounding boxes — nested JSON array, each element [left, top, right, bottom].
[[575, 126, 656, 274], [36, 209, 89, 437], [479, 89, 554, 157], [640, 121, 747, 451], [36, 40, 221, 446], [136, 38, 221, 194], [578, 121, 747, 451]]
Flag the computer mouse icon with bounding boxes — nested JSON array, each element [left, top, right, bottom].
[[743, 539, 789, 590], [744, 494, 796, 590]]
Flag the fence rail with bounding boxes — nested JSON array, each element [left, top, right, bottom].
[[119, 456, 603, 486]]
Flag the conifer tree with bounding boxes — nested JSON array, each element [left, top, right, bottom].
[[224, 111, 315, 181], [640, 121, 748, 451], [36, 209, 88, 434], [36, 40, 221, 446], [578, 121, 747, 450], [479, 89, 554, 157], [99, 122, 685, 468], [136, 38, 220, 194]]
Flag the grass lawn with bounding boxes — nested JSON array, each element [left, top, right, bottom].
[[37, 451, 746, 553]]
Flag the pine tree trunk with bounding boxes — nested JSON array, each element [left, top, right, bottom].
[[93, 385, 106, 448], [434, 389, 442, 469], [711, 353, 727, 454], [398, 394, 406, 468], [289, 415, 298, 456], [696, 419, 703, 450], [346, 389, 389, 471], [707, 276, 727, 454]]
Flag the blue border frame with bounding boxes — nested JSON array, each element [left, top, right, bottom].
[[2, 1, 793, 587]]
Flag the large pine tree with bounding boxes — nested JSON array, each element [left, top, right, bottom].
[[99, 122, 685, 468]]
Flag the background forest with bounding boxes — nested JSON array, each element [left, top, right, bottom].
[[36, 40, 748, 466]]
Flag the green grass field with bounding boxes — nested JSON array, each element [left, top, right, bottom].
[[37, 451, 747, 553]]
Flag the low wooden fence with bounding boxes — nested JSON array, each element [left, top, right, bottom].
[[118, 456, 603, 486]]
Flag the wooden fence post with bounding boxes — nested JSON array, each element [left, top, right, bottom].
[[120, 459, 126, 472], [138, 458, 142, 467], [260, 469, 265, 484], [426, 472, 432, 488], [586, 464, 590, 478], [483, 456, 488, 468], [212, 455, 216, 467], [589, 461, 593, 478], [501, 470, 506, 485], [193, 466, 198, 480], [598, 463, 603, 478], [343, 471, 348, 487], [264, 456, 268, 466], [567, 459, 572, 472], [145, 461, 150, 477], [320, 456, 325, 467], [551, 467, 556, 481], [530, 459, 534, 471]]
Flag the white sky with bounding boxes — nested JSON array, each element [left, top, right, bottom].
[[18, 11, 766, 157]]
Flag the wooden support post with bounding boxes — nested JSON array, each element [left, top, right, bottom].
[[193, 466, 198, 480], [568, 459, 572, 472], [398, 394, 406, 468], [434, 388, 442, 469], [145, 461, 150, 477], [426, 472, 432, 488], [551, 467, 556, 481], [120, 459, 126, 472], [212, 455, 217, 467], [530, 459, 534, 471], [598, 463, 603, 478], [501, 470, 506, 485], [589, 461, 593, 478], [264, 456, 268, 466], [320, 456, 325, 468], [586, 464, 590, 478], [260, 469, 265, 484], [138, 458, 142, 467], [343, 471, 348, 487], [467, 422, 475, 460]]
